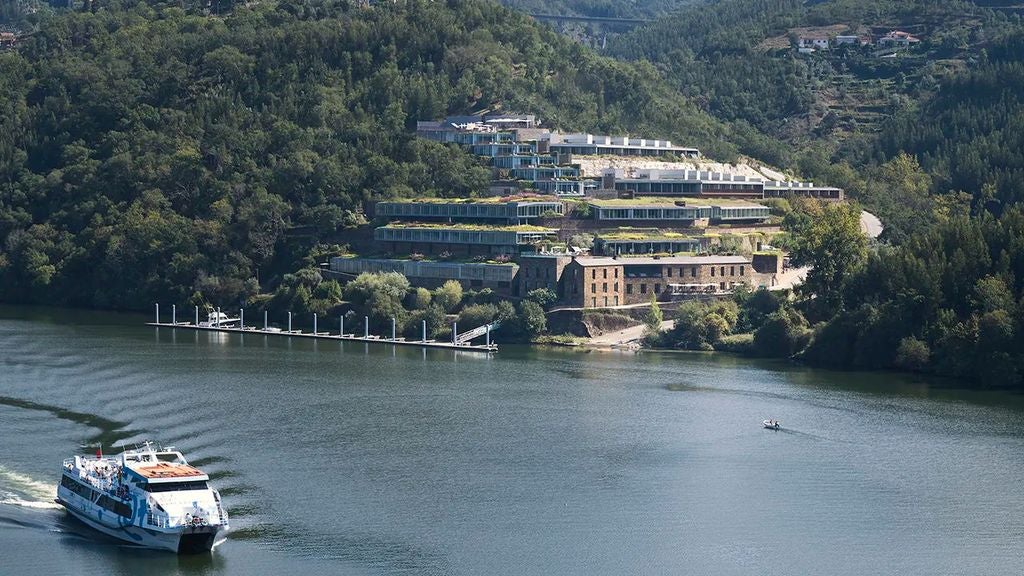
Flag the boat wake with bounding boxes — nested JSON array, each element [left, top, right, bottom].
[[0, 465, 61, 510]]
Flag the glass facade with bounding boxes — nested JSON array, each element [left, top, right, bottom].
[[375, 227, 554, 246], [592, 204, 769, 222], [376, 201, 563, 221]]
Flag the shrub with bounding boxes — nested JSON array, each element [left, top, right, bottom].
[[644, 297, 663, 330], [893, 336, 930, 371], [526, 287, 558, 309], [716, 333, 755, 354], [753, 309, 809, 358], [407, 287, 432, 310], [457, 304, 497, 328], [433, 280, 463, 312]]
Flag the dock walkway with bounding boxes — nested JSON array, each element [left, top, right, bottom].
[[146, 319, 497, 354]]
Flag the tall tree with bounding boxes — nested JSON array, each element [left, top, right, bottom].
[[791, 203, 867, 318]]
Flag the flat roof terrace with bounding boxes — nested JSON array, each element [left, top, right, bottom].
[[571, 255, 750, 266], [587, 197, 767, 208], [546, 133, 699, 156]]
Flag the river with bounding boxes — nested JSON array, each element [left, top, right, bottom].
[[1, 305, 1022, 575]]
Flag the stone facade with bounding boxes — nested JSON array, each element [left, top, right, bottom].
[[513, 254, 572, 298], [563, 256, 758, 308]]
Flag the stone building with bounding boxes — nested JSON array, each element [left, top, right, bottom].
[[562, 255, 762, 308]]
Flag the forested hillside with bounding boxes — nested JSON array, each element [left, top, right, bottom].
[[607, 0, 1016, 162], [872, 32, 1024, 208], [496, 0, 693, 19], [0, 0, 759, 309]]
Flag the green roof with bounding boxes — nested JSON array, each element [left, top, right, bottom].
[[597, 229, 705, 241], [380, 221, 554, 232], [381, 194, 561, 204], [587, 197, 768, 208]]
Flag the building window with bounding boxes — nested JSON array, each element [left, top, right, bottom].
[[667, 268, 673, 277], [614, 283, 619, 292], [614, 296, 619, 306], [691, 267, 696, 278], [602, 282, 608, 293], [730, 266, 735, 276], [591, 297, 597, 307], [614, 269, 619, 279], [603, 269, 607, 279], [720, 282, 725, 290], [591, 269, 596, 279], [641, 284, 648, 294], [740, 265, 745, 276], [720, 266, 725, 276], [654, 284, 661, 293], [591, 283, 596, 293], [626, 284, 633, 295], [711, 267, 715, 277], [604, 297, 608, 307]]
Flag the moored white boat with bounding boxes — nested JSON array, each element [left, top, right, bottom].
[[56, 442, 228, 553], [763, 419, 780, 430]]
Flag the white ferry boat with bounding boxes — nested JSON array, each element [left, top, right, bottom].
[[56, 442, 229, 553]]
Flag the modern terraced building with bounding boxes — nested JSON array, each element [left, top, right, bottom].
[[375, 196, 564, 225]]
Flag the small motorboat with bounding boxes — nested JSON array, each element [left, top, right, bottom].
[[763, 420, 780, 430]]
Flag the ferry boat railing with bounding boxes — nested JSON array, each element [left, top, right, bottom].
[[146, 512, 192, 529], [213, 490, 229, 526], [146, 508, 224, 529]]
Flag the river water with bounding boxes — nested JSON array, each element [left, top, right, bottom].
[[1, 305, 1022, 575]]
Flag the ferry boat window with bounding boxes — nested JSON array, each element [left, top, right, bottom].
[[96, 494, 132, 518], [61, 475, 98, 500], [156, 453, 182, 463], [145, 481, 209, 492]]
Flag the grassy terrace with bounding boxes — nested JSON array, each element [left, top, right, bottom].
[[587, 197, 768, 207], [597, 229, 702, 241], [597, 227, 770, 241], [335, 253, 519, 265], [379, 221, 554, 232], [383, 194, 561, 204]]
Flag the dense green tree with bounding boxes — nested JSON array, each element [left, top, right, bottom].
[[526, 287, 558, 310], [790, 202, 867, 318], [514, 300, 547, 339]]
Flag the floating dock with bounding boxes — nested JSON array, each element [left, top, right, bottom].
[[147, 304, 498, 354]]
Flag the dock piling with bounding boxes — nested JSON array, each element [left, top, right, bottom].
[[264, 310, 268, 330], [288, 312, 292, 333], [172, 304, 176, 325], [452, 322, 457, 345], [340, 315, 344, 337], [313, 313, 318, 336], [144, 318, 495, 353], [155, 303, 159, 324]]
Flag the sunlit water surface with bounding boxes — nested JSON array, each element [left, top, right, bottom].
[[1, 305, 1022, 575]]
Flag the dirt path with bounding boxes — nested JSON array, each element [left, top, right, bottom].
[[587, 319, 676, 347]]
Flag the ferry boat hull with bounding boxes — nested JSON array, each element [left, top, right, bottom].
[[58, 497, 224, 553]]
